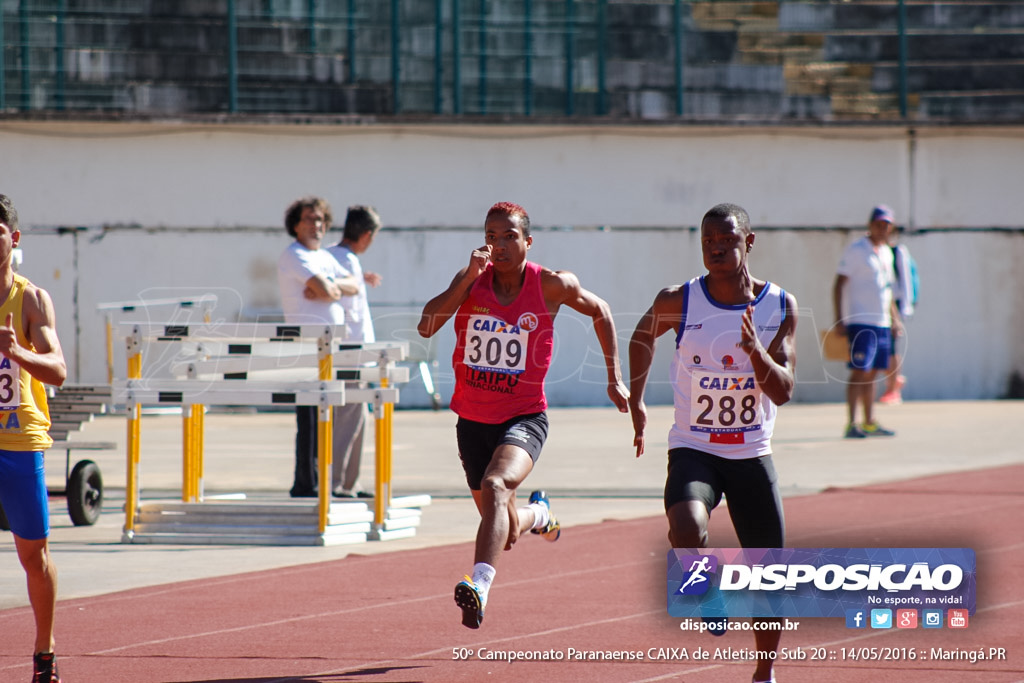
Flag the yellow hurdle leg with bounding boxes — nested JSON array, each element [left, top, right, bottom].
[[124, 404, 141, 537], [182, 406, 192, 502], [317, 408, 333, 535], [124, 349, 143, 539], [196, 405, 205, 501], [374, 401, 385, 528], [383, 399, 393, 511], [317, 339, 334, 536]]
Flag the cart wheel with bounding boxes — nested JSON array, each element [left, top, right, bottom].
[[0, 500, 9, 531], [68, 460, 103, 526]]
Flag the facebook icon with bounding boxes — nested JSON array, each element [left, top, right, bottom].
[[845, 609, 866, 629]]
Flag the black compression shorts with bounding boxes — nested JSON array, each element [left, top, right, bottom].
[[665, 447, 785, 548], [455, 412, 549, 490]]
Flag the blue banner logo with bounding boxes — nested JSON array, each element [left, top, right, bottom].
[[667, 548, 976, 619], [677, 554, 718, 596]]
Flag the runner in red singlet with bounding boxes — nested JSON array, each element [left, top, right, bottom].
[[418, 201, 629, 629]]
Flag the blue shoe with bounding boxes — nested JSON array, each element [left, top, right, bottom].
[[528, 490, 561, 542], [454, 577, 485, 629], [862, 421, 896, 437], [844, 423, 867, 439]]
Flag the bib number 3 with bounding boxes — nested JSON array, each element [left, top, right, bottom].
[[0, 358, 22, 411]]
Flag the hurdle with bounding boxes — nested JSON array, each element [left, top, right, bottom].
[[98, 294, 218, 384], [113, 321, 427, 546]]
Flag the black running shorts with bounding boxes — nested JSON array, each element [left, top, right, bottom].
[[665, 447, 785, 548], [455, 412, 549, 490]]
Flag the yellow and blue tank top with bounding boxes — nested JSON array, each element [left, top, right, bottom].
[[0, 274, 53, 450]]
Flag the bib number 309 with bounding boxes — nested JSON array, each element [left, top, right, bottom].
[[463, 315, 529, 375]]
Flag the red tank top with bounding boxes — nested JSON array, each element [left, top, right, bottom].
[[450, 261, 554, 423]]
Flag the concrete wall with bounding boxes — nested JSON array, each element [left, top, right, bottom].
[[1, 120, 1022, 406]]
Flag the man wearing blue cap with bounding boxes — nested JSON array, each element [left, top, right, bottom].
[[832, 205, 901, 438]]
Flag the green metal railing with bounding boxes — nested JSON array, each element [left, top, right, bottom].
[[2, 1, 1023, 121]]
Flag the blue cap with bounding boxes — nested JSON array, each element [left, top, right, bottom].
[[870, 205, 895, 224]]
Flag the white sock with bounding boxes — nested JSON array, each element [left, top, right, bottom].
[[528, 502, 550, 530], [471, 563, 496, 602]]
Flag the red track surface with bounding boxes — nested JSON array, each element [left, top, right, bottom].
[[2, 464, 1022, 682]]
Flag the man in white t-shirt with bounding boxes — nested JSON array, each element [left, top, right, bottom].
[[832, 205, 902, 439], [326, 205, 382, 498], [277, 196, 357, 497]]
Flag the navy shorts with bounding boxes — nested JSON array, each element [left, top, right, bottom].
[[846, 324, 892, 371], [665, 447, 784, 548], [0, 449, 50, 540], [456, 412, 549, 490]]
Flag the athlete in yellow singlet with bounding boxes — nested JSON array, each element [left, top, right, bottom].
[[0, 194, 68, 683]]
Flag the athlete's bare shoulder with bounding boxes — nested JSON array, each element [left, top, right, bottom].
[[539, 265, 580, 296], [21, 279, 56, 321], [537, 264, 571, 281], [652, 284, 686, 310]]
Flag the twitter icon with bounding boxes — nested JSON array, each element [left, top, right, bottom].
[[870, 609, 892, 629]]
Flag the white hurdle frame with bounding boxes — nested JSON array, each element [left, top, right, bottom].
[[112, 322, 407, 542], [97, 295, 218, 384]]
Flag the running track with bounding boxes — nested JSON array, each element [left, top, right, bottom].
[[1, 464, 1022, 682]]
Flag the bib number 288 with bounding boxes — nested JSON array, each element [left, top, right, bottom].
[[695, 393, 758, 428]]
